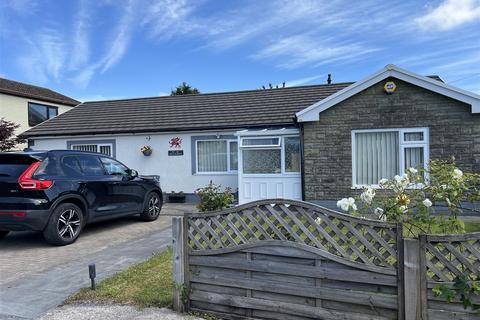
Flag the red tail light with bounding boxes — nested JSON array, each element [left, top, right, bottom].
[[18, 161, 53, 190]]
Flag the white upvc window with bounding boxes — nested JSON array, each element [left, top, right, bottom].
[[240, 136, 301, 175], [196, 139, 238, 174], [71, 143, 113, 157], [351, 128, 429, 187]]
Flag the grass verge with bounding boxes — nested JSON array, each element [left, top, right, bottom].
[[464, 222, 480, 233], [65, 248, 173, 308]]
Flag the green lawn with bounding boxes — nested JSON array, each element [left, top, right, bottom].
[[65, 248, 173, 308], [464, 222, 480, 233]]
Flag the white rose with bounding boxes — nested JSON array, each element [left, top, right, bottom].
[[423, 198, 432, 207], [360, 188, 375, 204], [337, 197, 356, 211], [453, 168, 463, 180], [378, 178, 389, 185], [408, 167, 418, 174]]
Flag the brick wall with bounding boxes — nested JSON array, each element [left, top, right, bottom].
[[303, 77, 480, 201]]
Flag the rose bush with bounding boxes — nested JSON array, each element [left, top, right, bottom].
[[336, 158, 480, 237]]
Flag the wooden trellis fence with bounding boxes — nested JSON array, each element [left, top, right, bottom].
[[172, 199, 480, 320]]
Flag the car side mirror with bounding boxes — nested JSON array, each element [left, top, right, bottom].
[[126, 169, 138, 180]]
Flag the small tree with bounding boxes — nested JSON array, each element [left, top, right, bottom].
[[0, 118, 25, 151], [170, 82, 200, 95]]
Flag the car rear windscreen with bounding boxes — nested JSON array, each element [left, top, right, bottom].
[[0, 164, 30, 179], [0, 155, 38, 180]]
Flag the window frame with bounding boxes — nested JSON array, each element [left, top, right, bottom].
[[70, 143, 114, 157], [351, 128, 429, 188], [195, 139, 238, 175], [240, 137, 281, 148], [239, 135, 301, 177], [28, 102, 59, 127]]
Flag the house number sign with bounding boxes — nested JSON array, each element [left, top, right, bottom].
[[168, 150, 184, 156]]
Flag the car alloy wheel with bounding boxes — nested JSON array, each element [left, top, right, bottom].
[[148, 195, 161, 217], [57, 209, 81, 240]]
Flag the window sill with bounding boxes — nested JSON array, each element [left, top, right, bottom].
[[351, 183, 425, 190], [194, 172, 238, 176]]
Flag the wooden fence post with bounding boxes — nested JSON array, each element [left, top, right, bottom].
[[403, 238, 421, 320], [418, 235, 428, 320], [172, 216, 187, 312]]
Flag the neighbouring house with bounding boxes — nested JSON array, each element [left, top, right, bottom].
[[20, 65, 480, 205], [0, 77, 79, 150]]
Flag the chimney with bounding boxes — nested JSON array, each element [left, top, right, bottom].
[[327, 74, 332, 84]]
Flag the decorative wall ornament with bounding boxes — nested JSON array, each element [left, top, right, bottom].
[[169, 137, 183, 149], [384, 81, 397, 94]]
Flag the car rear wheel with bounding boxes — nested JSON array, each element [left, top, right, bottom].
[[0, 230, 9, 240], [140, 192, 162, 221], [43, 203, 84, 246]]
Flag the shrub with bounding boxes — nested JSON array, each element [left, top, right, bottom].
[[196, 181, 234, 212]]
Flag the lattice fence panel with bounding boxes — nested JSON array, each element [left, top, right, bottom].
[[424, 234, 480, 282], [187, 199, 400, 269]]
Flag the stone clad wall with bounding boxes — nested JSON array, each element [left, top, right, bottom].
[[303, 77, 480, 201]]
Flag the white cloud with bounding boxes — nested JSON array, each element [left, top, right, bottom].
[[3, 0, 38, 16], [142, 0, 196, 39], [253, 35, 379, 69], [100, 0, 136, 72], [284, 74, 327, 87], [415, 0, 480, 31], [17, 28, 66, 84], [77, 94, 124, 102], [69, 0, 91, 71], [72, 0, 137, 88]]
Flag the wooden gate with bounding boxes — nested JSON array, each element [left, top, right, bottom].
[[173, 199, 403, 320]]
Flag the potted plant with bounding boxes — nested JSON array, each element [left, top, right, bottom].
[[141, 145, 153, 156], [168, 191, 186, 203]]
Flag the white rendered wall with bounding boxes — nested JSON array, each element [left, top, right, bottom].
[[32, 131, 239, 194]]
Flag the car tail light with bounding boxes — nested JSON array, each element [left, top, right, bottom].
[[18, 161, 53, 190]]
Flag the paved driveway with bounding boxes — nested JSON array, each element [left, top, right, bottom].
[[0, 204, 195, 320]]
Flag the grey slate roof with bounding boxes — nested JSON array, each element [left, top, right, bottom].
[[0, 78, 79, 106], [21, 83, 352, 138]]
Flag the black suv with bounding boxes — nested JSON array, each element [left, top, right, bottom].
[[0, 150, 163, 245]]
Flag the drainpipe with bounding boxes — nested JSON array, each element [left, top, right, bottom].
[[294, 115, 306, 201], [300, 123, 306, 201]]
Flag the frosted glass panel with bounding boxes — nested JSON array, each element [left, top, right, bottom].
[[285, 137, 300, 172], [197, 141, 227, 172], [243, 149, 281, 174], [355, 131, 399, 185], [229, 141, 238, 171], [404, 132, 424, 141]]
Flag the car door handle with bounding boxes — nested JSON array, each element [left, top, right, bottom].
[[109, 181, 120, 185]]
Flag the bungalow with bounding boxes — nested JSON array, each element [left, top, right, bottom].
[[20, 65, 480, 205]]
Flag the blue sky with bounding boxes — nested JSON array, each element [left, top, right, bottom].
[[0, 0, 479, 101]]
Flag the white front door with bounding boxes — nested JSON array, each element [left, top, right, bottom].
[[237, 131, 302, 204]]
